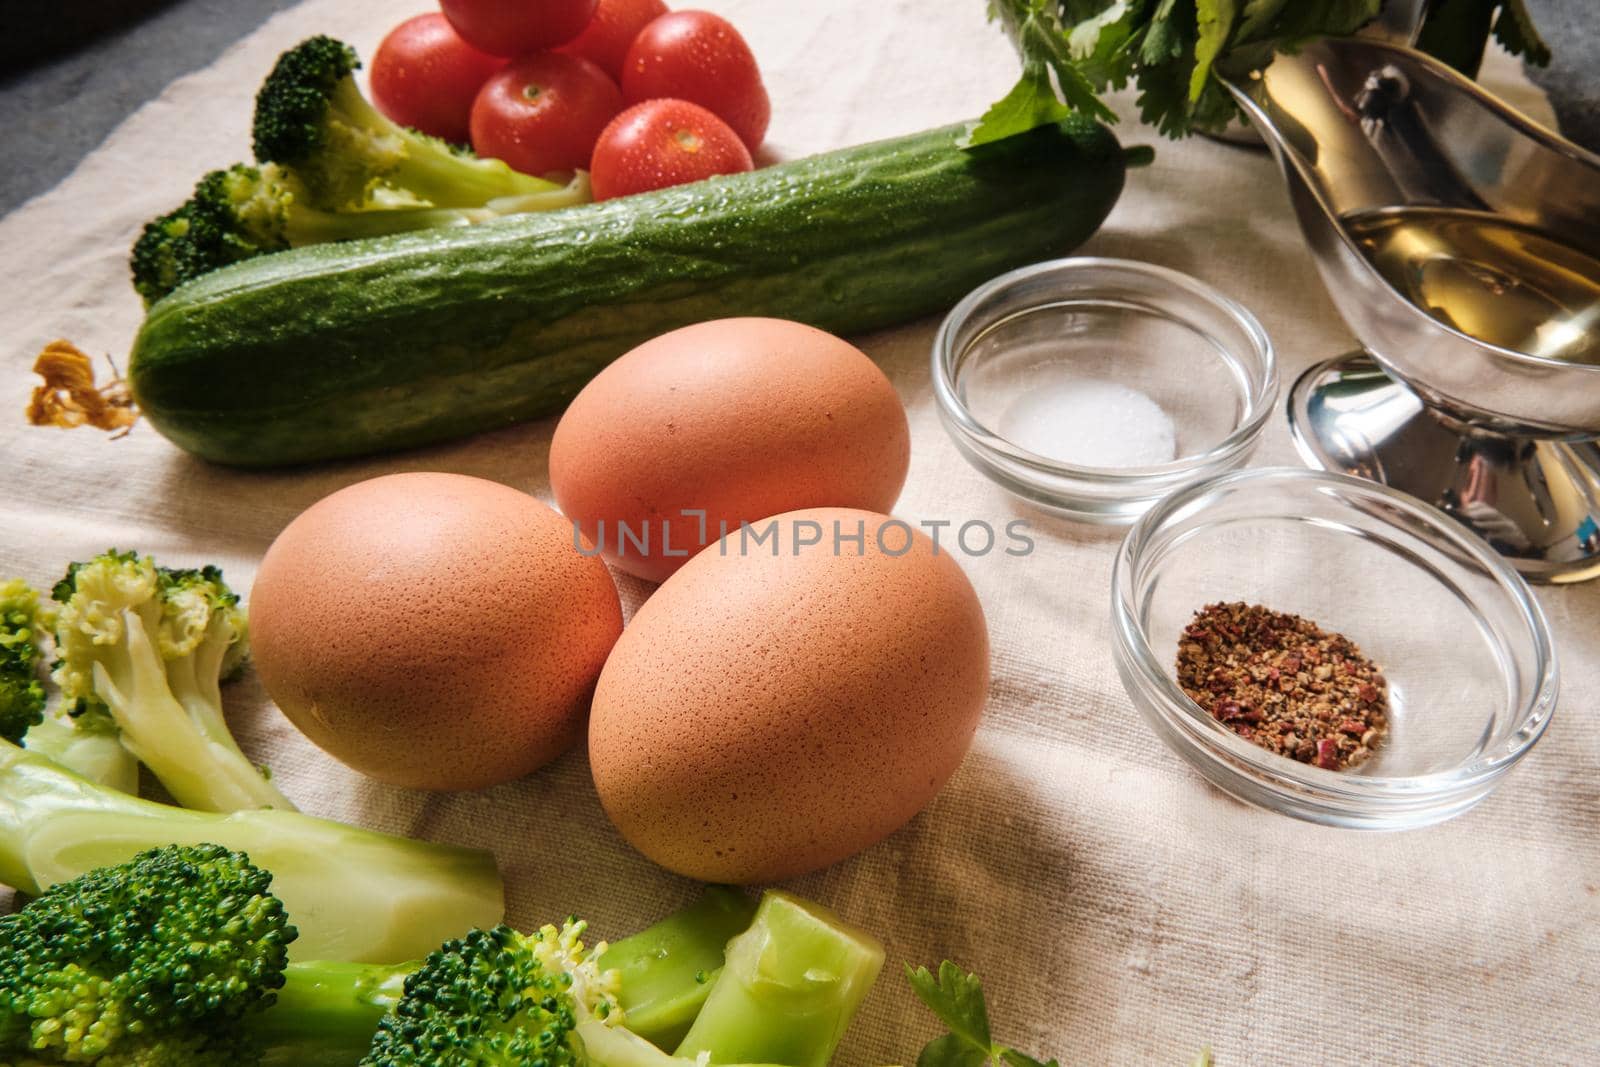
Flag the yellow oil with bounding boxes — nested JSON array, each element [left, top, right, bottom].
[[1344, 207, 1600, 364]]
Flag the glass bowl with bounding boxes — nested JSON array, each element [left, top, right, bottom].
[[932, 257, 1278, 523], [1112, 467, 1558, 829]]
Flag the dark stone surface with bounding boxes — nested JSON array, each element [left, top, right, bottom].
[[1520, 2, 1600, 151], [0, 0, 297, 214], [0, 0, 1595, 219]]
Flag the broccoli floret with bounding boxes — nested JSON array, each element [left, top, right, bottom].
[[363, 890, 884, 1067], [364, 920, 616, 1066], [0, 737, 504, 964], [0, 844, 420, 1067], [130, 163, 493, 305], [0, 580, 47, 744], [0, 824, 876, 1067], [49, 549, 294, 813], [0, 560, 144, 793], [0, 844, 293, 1065], [252, 36, 557, 211]]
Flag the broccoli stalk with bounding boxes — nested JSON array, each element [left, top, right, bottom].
[[130, 163, 495, 305], [0, 737, 504, 963], [252, 36, 558, 211], [597, 887, 760, 1048], [364, 888, 884, 1066], [2, 843, 878, 1067], [49, 550, 293, 813], [254, 888, 776, 1066], [670, 892, 885, 1067], [17, 708, 139, 794], [252, 960, 414, 1067]]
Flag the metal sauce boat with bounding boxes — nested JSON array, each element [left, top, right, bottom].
[[1224, 36, 1600, 583]]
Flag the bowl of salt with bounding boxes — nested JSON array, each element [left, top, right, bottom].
[[931, 257, 1278, 523]]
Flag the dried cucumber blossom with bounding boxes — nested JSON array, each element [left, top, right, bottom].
[[26, 339, 139, 435]]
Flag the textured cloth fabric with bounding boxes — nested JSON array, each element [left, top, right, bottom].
[[2, 1, 1596, 1063]]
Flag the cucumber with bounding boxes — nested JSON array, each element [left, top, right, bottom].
[[130, 118, 1132, 466]]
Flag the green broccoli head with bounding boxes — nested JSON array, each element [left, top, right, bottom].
[[251, 35, 425, 211], [250, 35, 376, 196], [127, 33, 568, 303], [0, 843, 296, 1065], [0, 579, 48, 744], [252, 35, 556, 212], [362, 920, 621, 1066], [129, 161, 502, 304], [129, 165, 294, 305]]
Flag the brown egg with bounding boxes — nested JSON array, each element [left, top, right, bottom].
[[250, 472, 622, 791], [550, 317, 910, 583], [589, 507, 989, 882]]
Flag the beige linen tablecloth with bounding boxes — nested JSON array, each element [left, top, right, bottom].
[[3, 1, 1597, 1062]]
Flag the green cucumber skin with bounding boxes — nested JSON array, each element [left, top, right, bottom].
[[130, 118, 1127, 467]]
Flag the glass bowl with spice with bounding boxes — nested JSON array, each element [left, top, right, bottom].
[[932, 257, 1278, 523], [1111, 467, 1557, 829]]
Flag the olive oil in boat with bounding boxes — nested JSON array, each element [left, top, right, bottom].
[[1344, 206, 1600, 365]]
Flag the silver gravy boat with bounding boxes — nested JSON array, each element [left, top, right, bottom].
[[1224, 37, 1600, 583]]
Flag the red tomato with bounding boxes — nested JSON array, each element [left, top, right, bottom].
[[620, 11, 769, 152], [471, 53, 624, 177], [589, 99, 753, 201], [557, 0, 668, 80], [370, 14, 506, 144], [440, 0, 599, 57]]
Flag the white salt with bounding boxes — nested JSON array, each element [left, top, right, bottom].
[[999, 378, 1177, 467]]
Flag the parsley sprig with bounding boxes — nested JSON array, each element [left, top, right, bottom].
[[906, 961, 1217, 1067], [972, 0, 1552, 147], [906, 962, 1059, 1067]]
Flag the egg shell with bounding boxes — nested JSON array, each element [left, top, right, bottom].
[[250, 472, 623, 791], [549, 317, 910, 583], [589, 506, 989, 882]]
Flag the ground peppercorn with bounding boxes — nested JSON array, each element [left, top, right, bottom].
[[1175, 602, 1389, 771]]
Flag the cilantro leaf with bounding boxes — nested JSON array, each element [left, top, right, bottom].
[[1268, 0, 1379, 41], [1140, 0, 1189, 64], [1068, 0, 1149, 88], [906, 962, 993, 1049], [906, 959, 1211, 1067], [963, 67, 1074, 148], [1493, 0, 1551, 65], [1189, 0, 1239, 101], [906, 961, 1064, 1067], [1235, 0, 1289, 42], [918, 1033, 993, 1067], [983, 0, 1549, 143], [969, 0, 1116, 148]]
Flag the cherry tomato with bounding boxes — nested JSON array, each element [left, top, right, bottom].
[[471, 53, 624, 177], [370, 14, 506, 145], [440, 0, 599, 57], [620, 11, 769, 152], [557, 0, 668, 80], [589, 98, 753, 201]]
